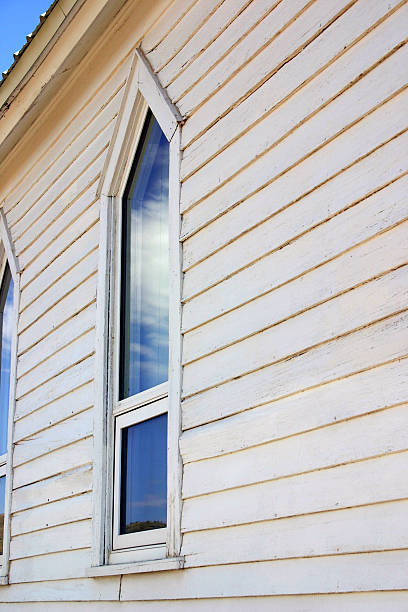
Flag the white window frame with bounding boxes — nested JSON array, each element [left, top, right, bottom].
[[89, 48, 183, 575], [112, 396, 168, 551], [0, 209, 20, 585]]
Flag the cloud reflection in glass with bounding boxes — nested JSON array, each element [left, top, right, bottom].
[[120, 110, 169, 400]]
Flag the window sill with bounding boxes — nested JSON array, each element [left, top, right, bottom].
[[86, 556, 184, 577]]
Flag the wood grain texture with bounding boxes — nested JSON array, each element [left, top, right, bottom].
[[1, 0, 407, 601], [182, 500, 408, 567], [180, 357, 408, 463], [121, 550, 408, 598], [2, 594, 408, 609], [183, 219, 408, 366], [11, 465, 93, 513], [181, 0, 405, 179], [179, 0, 355, 143], [166, 0, 279, 103], [182, 311, 408, 428], [183, 174, 408, 332], [182, 404, 408, 500], [181, 82, 408, 240]]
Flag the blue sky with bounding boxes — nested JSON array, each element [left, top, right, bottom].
[[0, 1, 52, 75]]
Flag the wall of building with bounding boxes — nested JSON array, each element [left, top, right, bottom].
[[0, 0, 407, 608]]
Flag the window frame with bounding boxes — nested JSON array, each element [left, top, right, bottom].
[[0, 209, 20, 584], [112, 397, 168, 551], [90, 48, 183, 573]]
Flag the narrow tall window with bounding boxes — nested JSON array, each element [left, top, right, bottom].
[[112, 109, 170, 553], [0, 264, 13, 556], [120, 109, 169, 400]]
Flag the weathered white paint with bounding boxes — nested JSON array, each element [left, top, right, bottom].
[[0, 207, 20, 581], [181, 0, 405, 179], [0, 0, 406, 605], [92, 42, 184, 571], [180, 357, 408, 463], [181, 83, 408, 239]]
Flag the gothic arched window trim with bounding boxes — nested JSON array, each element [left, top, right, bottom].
[[89, 48, 183, 575]]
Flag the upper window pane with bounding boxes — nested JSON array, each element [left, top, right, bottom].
[[0, 265, 13, 455], [120, 110, 170, 400]]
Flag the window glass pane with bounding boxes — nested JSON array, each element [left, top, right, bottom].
[[120, 110, 169, 399], [0, 475, 5, 554], [120, 413, 167, 535], [0, 266, 13, 455]]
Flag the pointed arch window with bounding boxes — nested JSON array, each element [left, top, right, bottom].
[[112, 109, 170, 552], [0, 215, 19, 584], [89, 48, 183, 574], [0, 263, 13, 557]]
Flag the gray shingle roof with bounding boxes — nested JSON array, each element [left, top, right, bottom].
[[1, 0, 57, 86]]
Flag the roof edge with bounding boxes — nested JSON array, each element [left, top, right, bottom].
[[0, 0, 86, 114]]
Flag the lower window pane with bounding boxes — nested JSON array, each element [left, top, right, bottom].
[[120, 413, 167, 535], [0, 475, 5, 554]]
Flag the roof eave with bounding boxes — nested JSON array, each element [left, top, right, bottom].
[[0, 0, 131, 167], [0, 0, 84, 114]]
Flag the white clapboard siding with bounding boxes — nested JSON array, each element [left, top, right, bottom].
[[179, 0, 353, 142], [10, 519, 92, 560], [9, 549, 92, 583], [0, 580, 408, 612], [183, 403, 408, 499], [11, 491, 92, 537], [182, 174, 407, 331], [20, 255, 98, 346], [180, 357, 408, 463], [183, 119, 408, 272], [182, 500, 408, 567], [181, 42, 408, 213], [183, 451, 408, 532], [2, 58, 129, 211], [177, 0, 323, 121], [16, 307, 96, 391], [20, 222, 98, 314], [18, 272, 97, 354], [183, 161, 407, 301], [10, 118, 114, 249], [146, 0, 223, 72], [13, 408, 93, 467], [14, 380, 94, 442], [15, 355, 95, 422], [4, 594, 408, 611], [19, 221, 99, 316], [11, 465, 93, 513], [158, 0, 253, 87], [183, 266, 407, 395], [0, 0, 405, 603], [6, 85, 122, 230], [13, 437, 93, 490], [121, 550, 408, 598], [182, 46, 408, 220], [0, 579, 119, 603], [183, 221, 408, 365], [166, 0, 278, 102], [14, 156, 100, 271], [181, 0, 405, 179], [19, 180, 99, 278], [141, 0, 198, 54], [181, 82, 408, 239], [16, 329, 96, 400], [182, 311, 408, 428], [17, 301, 96, 380], [183, 158, 406, 303]]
